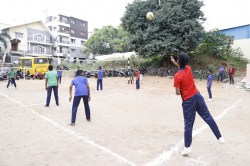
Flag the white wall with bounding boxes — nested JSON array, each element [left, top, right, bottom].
[[232, 38, 250, 60], [94, 52, 137, 60]]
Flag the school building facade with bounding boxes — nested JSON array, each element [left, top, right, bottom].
[[220, 24, 250, 60]]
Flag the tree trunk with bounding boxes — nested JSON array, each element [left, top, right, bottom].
[[163, 56, 171, 67]]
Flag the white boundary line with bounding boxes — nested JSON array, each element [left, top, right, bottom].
[[0, 92, 136, 166], [144, 99, 242, 166]]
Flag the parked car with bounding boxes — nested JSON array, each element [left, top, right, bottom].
[[0, 74, 4, 80], [0, 67, 11, 79]]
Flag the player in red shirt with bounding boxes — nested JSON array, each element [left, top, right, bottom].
[[228, 64, 235, 85], [136, 68, 140, 91], [171, 52, 224, 156]]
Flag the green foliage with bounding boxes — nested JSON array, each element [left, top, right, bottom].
[[82, 47, 92, 57], [194, 29, 234, 57], [129, 54, 163, 69], [0, 32, 11, 48], [121, 0, 205, 57], [189, 29, 248, 70], [83, 25, 131, 55]]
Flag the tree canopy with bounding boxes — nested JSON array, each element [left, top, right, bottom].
[[0, 32, 11, 49], [121, 0, 206, 57], [82, 25, 131, 55], [194, 29, 234, 57]]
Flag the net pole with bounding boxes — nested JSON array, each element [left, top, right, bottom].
[[23, 69, 25, 81]]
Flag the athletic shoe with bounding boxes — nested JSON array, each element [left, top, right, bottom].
[[208, 99, 213, 102], [95, 91, 99, 92], [100, 90, 103, 92], [181, 147, 192, 156], [218, 137, 225, 144], [6, 88, 8, 90], [15, 87, 18, 90]]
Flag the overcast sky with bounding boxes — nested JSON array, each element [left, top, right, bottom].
[[0, 0, 249, 34]]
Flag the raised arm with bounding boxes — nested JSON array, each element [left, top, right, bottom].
[[171, 56, 180, 69]]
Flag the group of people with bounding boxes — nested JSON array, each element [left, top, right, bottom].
[[206, 64, 235, 102], [5, 53, 235, 156], [217, 63, 235, 84]]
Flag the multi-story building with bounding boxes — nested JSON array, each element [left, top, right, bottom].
[[45, 13, 88, 62], [0, 21, 55, 63]]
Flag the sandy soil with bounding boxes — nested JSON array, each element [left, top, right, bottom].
[[0, 74, 249, 166]]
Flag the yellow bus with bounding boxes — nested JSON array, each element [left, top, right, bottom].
[[18, 57, 49, 76]]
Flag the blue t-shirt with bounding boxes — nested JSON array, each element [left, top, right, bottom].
[[57, 71, 62, 77], [219, 67, 224, 73], [207, 74, 212, 87], [71, 76, 89, 96], [98, 70, 103, 79]]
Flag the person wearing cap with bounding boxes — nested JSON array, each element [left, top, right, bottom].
[[207, 69, 213, 101], [69, 70, 91, 126]]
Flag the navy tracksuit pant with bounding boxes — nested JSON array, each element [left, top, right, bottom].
[[71, 96, 90, 123], [218, 72, 223, 82], [136, 79, 140, 89], [97, 79, 103, 91], [7, 78, 16, 88], [182, 92, 221, 147], [58, 76, 62, 84], [46, 86, 59, 106], [207, 87, 212, 99]]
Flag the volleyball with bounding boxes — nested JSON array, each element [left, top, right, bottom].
[[146, 12, 154, 20]]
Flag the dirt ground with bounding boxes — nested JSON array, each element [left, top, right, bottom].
[[0, 74, 250, 166]]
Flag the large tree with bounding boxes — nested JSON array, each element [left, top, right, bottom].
[[83, 25, 131, 55], [121, 0, 206, 57]]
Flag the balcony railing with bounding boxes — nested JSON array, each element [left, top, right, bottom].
[[28, 37, 52, 44], [57, 50, 70, 54], [59, 19, 69, 24], [58, 40, 70, 44], [27, 50, 52, 55], [58, 29, 69, 34], [10, 49, 25, 53]]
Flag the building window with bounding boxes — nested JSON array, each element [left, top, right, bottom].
[[81, 41, 85, 45], [34, 35, 45, 42], [15, 32, 23, 38], [60, 16, 69, 23], [46, 16, 52, 23], [71, 30, 76, 34], [34, 46, 45, 54], [0, 47, 1, 52], [81, 22, 85, 27], [71, 49, 76, 52], [48, 26, 52, 31], [71, 19, 75, 24], [81, 32, 85, 36], [71, 39, 76, 43], [54, 48, 56, 51]]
